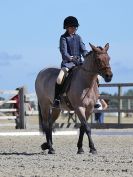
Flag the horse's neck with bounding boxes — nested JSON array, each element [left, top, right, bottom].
[[82, 53, 97, 73], [77, 54, 98, 88], [72, 69, 97, 94]]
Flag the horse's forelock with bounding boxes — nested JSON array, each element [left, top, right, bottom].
[[95, 46, 108, 54], [97, 46, 103, 50]]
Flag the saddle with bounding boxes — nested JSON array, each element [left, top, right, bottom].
[[61, 68, 74, 93], [59, 67, 77, 109]]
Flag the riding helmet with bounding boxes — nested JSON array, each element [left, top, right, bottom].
[[63, 16, 79, 29]]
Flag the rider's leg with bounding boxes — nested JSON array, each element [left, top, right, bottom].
[[56, 67, 69, 85], [53, 67, 69, 107]]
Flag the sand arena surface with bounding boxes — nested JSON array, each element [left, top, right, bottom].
[[0, 133, 133, 177]]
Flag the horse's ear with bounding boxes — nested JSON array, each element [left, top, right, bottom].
[[89, 43, 101, 53], [104, 43, 109, 51]]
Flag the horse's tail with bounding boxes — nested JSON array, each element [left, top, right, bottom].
[[38, 103, 45, 134]]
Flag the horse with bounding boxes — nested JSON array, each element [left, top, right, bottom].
[[35, 43, 113, 154]]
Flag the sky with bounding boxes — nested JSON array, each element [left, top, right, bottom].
[[0, 0, 133, 93]]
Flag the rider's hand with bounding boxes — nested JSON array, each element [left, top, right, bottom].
[[70, 56, 78, 65], [70, 56, 74, 61]]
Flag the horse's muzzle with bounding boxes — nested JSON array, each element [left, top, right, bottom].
[[104, 73, 113, 82]]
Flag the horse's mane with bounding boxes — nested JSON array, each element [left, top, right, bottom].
[[86, 50, 93, 56]]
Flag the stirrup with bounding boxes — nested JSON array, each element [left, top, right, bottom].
[[53, 99, 60, 108]]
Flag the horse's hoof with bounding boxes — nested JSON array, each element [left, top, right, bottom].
[[77, 148, 84, 154], [90, 149, 97, 154], [41, 142, 49, 151], [48, 148, 55, 154]]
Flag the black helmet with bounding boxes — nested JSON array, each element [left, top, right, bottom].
[[63, 16, 79, 29]]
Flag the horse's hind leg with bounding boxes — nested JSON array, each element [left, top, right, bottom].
[[49, 108, 60, 144], [51, 108, 61, 131], [46, 109, 55, 154], [41, 107, 60, 154], [46, 108, 60, 154], [38, 103, 54, 154]]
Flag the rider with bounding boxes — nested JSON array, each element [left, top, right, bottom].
[[53, 16, 88, 108]]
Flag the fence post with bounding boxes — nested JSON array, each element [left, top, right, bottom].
[[127, 99, 131, 117], [19, 87, 26, 129], [118, 85, 122, 124]]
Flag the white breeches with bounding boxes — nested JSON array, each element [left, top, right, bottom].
[[56, 67, 69, 85]]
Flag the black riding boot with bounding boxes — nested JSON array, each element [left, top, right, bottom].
[[53, 83, 61, 108]]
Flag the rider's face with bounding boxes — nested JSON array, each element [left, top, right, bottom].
[[67, 26, 77, 34]]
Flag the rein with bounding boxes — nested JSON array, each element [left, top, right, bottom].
[[80, 65, 98, 102], [80, 51, 111, 76], [80, 52, 98, 75], [81, 76, 97, 102]]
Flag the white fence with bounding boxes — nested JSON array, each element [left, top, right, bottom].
[[0, 90, 18, 127], [0, 88, 25, 128], [1, 83, 133, 129]]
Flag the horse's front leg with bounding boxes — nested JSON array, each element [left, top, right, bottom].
[[77, 125, 85, 154], [76, 107, 97, 154]]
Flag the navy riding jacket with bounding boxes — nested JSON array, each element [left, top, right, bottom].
[[59, 31, 88, 66]]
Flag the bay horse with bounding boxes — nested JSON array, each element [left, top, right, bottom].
[[35, 43, 113, 154]]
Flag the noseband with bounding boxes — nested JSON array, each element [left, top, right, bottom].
[[94, 52, 111, 76], [81, 51, 111, 75]]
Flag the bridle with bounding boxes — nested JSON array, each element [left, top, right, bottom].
[[81, 51, 111, 76]]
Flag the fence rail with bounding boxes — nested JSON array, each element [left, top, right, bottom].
[[0, 87, 26, 129], [0, 116, 16, 120], [0, 90, 18, 94], [0, 109, 17, 112], [0, 100, 16, 104], [0, 83, 133, 129], [25, 83, 133, 128], [99, 83, 133, 125]]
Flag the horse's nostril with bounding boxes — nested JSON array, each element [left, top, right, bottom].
[[105, 74, 109, 78], [105, 74, 113, 78]]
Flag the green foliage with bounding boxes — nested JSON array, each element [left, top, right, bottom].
[[124, 89, 133, 96]]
